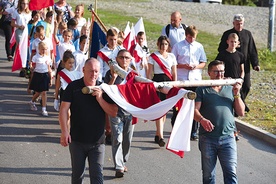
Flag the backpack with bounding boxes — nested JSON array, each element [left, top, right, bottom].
[[165, 23, 187, 38]]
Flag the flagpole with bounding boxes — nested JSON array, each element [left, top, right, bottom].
[[87, 4, 95, 58], [87, 4, 108, 32], [95, 0, 97, 14]]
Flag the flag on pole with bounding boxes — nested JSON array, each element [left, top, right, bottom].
[[90, 22, 107, 58], [134, 17, 147, 46], [123, 17, 147, 60], [132, 43, 143, 63], [29, 0, 54, 10], [122, 24, 136, 53], [12, 28, 29, 72], [124, 21, 131, 36]]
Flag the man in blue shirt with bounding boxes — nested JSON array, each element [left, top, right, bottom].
[[161, 11, 186, 48]]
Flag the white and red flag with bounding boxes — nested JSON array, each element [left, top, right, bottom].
[[123, 24, 136, 53], [132, 43, 143, 63], [12, 27, 29, 72], [100, 72, 194, 158], [124, 21, 131, 37], [29, 0, 54, 10], [123, 17, 147, 54], [134, 17, 147, 46]]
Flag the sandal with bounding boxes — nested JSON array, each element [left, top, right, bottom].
[[8, 56, 13, 61]]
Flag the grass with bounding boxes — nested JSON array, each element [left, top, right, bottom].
[[76, 2, 276, 134]]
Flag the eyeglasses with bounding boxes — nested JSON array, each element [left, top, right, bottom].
[[118, 56, 131, 60], [212, 70, 225, 75]]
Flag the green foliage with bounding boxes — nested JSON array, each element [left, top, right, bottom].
[[196, 32, 221, 62], [258, 49, 276, 70], [222, 0, 258, 6]]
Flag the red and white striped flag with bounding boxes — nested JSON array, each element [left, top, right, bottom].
[[12, 27, 29, 72], [132, 43, 143, 63], [123, 24, 136, 53], [134, 17, 147, 46]]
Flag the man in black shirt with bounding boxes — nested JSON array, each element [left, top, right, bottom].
[[218, 14, 260, 112], [59, 58, 118, 184]]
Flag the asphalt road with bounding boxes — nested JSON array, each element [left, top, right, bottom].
[[0, 35, 276, 184]]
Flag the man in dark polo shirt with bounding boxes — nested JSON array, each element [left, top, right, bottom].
[[59, 58, 118, 184]]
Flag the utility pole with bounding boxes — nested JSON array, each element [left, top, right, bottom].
[[268, 0, 275, 51]]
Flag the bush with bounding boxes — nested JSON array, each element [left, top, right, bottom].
[[223, 0, 258, 6], [258, 49, 276, 70]]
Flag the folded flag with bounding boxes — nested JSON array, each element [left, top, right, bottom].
[[100, 81, 194, 158]]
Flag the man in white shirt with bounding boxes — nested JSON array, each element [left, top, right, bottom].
[[171, 25, 207, 140]]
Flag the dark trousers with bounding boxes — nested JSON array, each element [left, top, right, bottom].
[[171, 87, 198, 136], [2, 21, 15, 58], [69, 141, 105, 184]]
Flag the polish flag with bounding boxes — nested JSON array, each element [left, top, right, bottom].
[[123, 24, 136, 53], [12, 27, 29, 72], [100, 73, 194, 158], [124, 21, 131, 37], [134, 17, 147, 46], [29, 0, 54, 10], [132, 43, 143, 63]]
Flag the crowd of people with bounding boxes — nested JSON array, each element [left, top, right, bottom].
[[0, 0, 261, 183]]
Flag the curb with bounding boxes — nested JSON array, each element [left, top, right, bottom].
[[235, 118, 276, 147]]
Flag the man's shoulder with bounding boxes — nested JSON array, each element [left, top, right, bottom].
[[67, 78, 83, 87], [240, 29, 253, 35], [192, 40, 204, 48]]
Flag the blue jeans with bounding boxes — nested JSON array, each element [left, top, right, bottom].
[[199, 134, 237, 184], [69, 141, 105, 184]]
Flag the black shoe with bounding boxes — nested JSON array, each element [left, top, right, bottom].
[[190, 135, 199, 141], [245, 105, 250, 112], [115, 170, 124, 178], [158, 138, 165, 147], [234, 131, 240, 141], [19, 69, 26, 77], [154, 135, 159, 143], [105, 134, 112, 145], [8, 56, 13, 61]]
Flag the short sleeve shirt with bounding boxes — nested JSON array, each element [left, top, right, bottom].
[[62, 79, 115, 143]]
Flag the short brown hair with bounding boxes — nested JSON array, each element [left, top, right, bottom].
[[106, 28, 118, 38], [185, 25, 198, 37]]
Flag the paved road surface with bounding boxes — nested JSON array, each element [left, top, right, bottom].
[[0, 35, 276, 184]]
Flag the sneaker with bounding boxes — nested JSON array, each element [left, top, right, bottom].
[[234, 131, 240, 141], [42, 110, 48, 117], [190, 134, 199, 141], [115, 170, 124, 178], [29, 101, 37, 111]]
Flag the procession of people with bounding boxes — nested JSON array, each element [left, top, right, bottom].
[[0, 0, 261, 183]]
